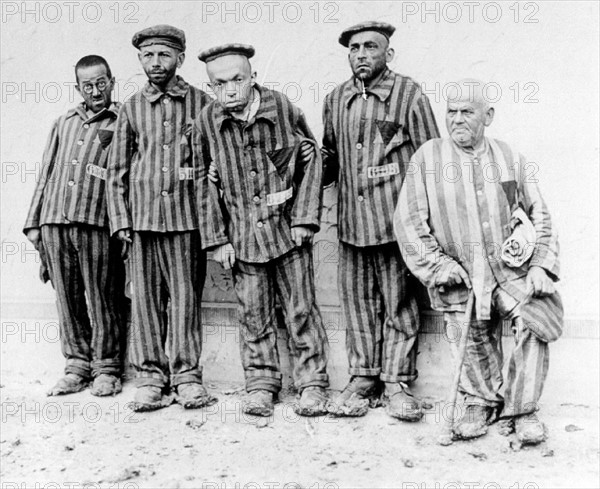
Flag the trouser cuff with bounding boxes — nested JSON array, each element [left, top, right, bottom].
[[380, 371, 418, 383], [463, 394, 501, 409], [171, 369, 203, 387], [349, 367, 381, 377], [245, 370, 282, 393], [135, 372, 168, 388], [65, 360, 91, 379], [91, 358, 121, 377], [295, 373, 329, 391]]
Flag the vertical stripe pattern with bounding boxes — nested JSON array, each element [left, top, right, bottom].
[[322, 69, 440, 246], [232, 246, 329, 392], [41, 224, 122, 377], [129, 230, 205, 387], [107, 76, 212, 234], [339, 241, 419, 383], [395, 137, 562, 322], [444, 284, 552, 416], [194, 85, 323, 263], [24, 104, 120, 231]]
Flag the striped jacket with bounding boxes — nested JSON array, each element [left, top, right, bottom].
[[107, 76, 212, 234], [24, 103, 120, 232], [322, 69, 440, 247], [194, 85, 323, 263], [394, 137, 561, 320]]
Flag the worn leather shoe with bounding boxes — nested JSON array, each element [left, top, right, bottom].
[[453, 404, 494, 440], [328, 376, 381, 417], [90, 374, 122, 397], [132, 385, 173, 412], [242, 389, 275, 417], [176, 382, 218, 409], [294, 386, 329, 416], [47, 373, 88, 396], [383, 382, 423, 421], [515, 412, 547, 445]]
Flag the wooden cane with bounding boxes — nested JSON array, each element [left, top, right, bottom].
[[438, 289, 476, 446]]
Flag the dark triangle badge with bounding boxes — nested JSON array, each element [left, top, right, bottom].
[[375, 120, 401, 147]]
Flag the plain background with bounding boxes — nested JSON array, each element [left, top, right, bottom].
[[1, 0, 598, 322]]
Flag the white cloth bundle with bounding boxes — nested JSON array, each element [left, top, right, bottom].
[[501, 207, 536, 268]]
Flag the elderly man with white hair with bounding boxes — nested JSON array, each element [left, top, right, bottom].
[[394, 80, 564, 444]]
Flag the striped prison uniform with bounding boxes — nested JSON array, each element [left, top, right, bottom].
[[322, 68, 440, 382], [194, 85, 329, 393], [23, 103, 125, 378], [395, 136, 564, 416], [107, 76, 212, 388]]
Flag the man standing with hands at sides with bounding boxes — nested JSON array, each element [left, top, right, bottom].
[[195, 44, 330, 417], [322, 21, 440, 420], [24, 55, 124, 397], [395, 80, 563, 444], [107, 25, 215, 412]]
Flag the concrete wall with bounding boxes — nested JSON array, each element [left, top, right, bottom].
[[1, 1, 598, 330]]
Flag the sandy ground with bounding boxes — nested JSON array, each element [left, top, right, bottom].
[[1, 319, 599, 489]]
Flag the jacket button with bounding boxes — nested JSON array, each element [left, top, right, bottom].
[[163, 144, 169, 150], [83, 124, 89, 129], [250, 171, 257, 177], [77, 140, 83, 146], [163, 121, 170, 127], [253, 196, 260, 203], [163, 98, 170, 104], [356, 143, 363, 150], [161, 190, 168, 196], [162, 167, 168, 172], [257, 221, 263, 228], [357, 195, 364, 202], [68, 180, 75, 186], [71, 159, 78, 165]]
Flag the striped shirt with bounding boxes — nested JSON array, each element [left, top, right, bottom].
[[24, 103, 120, 232], [107, 76, 212, 234], [322, 69, 440, 247], [194, 85, 323, 263], [394, 137, 560, 320]]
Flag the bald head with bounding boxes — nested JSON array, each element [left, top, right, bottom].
[[445, 79, 495, 149]]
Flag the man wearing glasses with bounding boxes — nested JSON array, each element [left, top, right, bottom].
[[24, 55, 125, 397]]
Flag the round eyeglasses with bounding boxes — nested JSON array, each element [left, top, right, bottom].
[[81, 80, 109, 94]]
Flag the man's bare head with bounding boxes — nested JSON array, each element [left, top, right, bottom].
[[445, 79, 495, 149]]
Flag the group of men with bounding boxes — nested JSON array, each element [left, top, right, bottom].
[[24, 20, 563, 445]]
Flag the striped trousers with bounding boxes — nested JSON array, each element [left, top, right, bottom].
[[338, 242, 420, 383], [41, 224, 124, 378], [130, 231, 206, 388], [445, 284, 564, 417], [232, 246, 329, 393]]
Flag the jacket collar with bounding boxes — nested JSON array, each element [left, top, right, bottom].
[[66, 101, 121, 123]]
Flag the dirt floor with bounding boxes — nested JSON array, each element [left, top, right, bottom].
[[1, 312, 599, 489], [1, 368, 599, 489]]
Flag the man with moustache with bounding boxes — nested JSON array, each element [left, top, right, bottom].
[[395, 80, 563, 444], [195, 44, 329, 417], [322, 21, 440, 420], [107, 25, 215, 411], [24, 55, 124, 396]]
